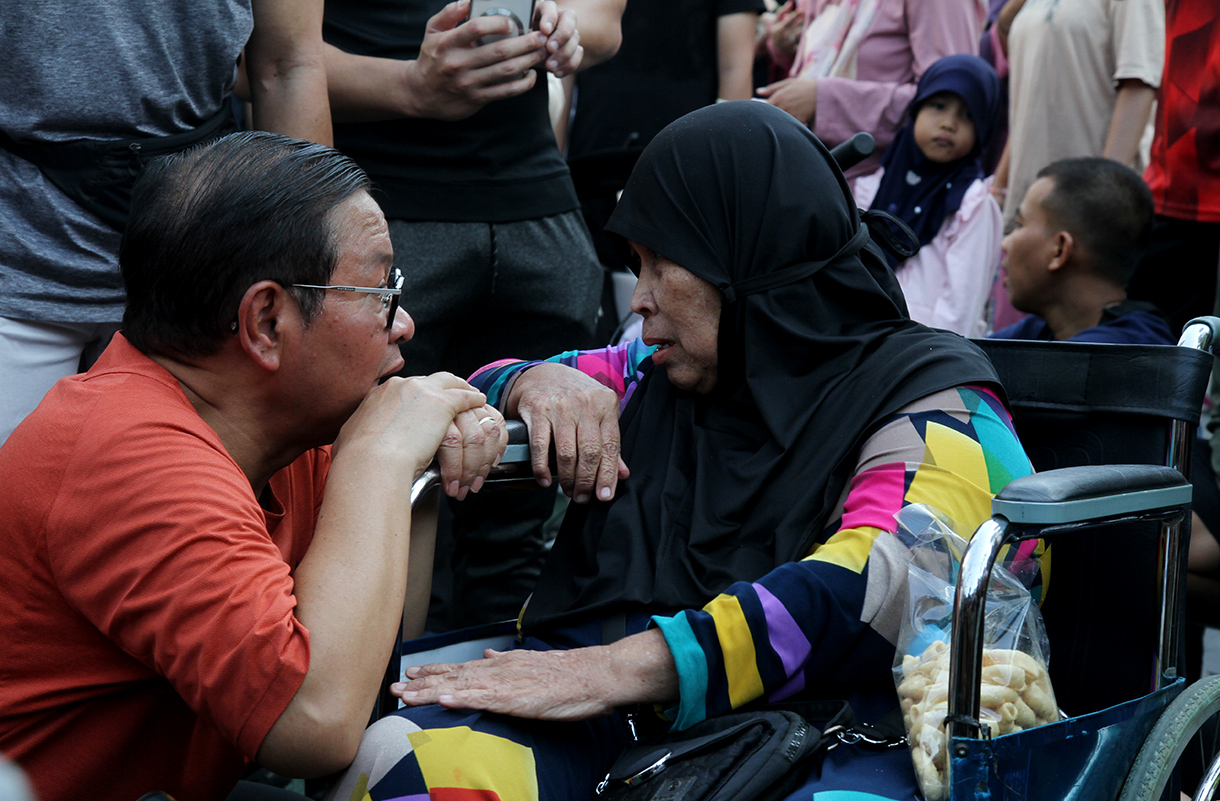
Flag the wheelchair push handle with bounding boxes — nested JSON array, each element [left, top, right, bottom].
[[1181, 315, 1220, 351], [829, 132, 875, 172], [500, 419, 531, 465], [410, 419, 536, 506]]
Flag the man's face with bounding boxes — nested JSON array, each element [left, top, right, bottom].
[[292, 191, 412, 438], [1001, 176, 1061, 313]]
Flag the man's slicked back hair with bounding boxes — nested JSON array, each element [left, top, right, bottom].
[[1036, 157, 1154, 289], [121, 131, 372, 359]]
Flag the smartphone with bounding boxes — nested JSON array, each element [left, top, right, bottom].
[[468, 0, 537, 44]]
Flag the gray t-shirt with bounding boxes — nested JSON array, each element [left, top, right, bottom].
[[0, 0, 252, 322]]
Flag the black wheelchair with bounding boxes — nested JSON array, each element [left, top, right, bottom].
[[382, 316, 1220, 801]]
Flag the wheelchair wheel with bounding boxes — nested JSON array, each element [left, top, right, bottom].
[[1118, 675, 1220, 801]]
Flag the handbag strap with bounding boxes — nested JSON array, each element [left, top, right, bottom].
[[619, 697, 905, 748], [0, 105, 238, 231], [757, 699, 907, 751], [0, 104, 238, 171]]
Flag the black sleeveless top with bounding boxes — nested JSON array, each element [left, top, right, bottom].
[[324, 0, 578, 222]]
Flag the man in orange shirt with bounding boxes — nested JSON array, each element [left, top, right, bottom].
[[0, 132, 506, 801]]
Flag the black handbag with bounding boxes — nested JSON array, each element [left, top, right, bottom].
[[595, 701, 865, 801]]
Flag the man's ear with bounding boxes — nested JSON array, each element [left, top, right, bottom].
[[233, 281, 295, 372], [1047, 230, 1075, 273]]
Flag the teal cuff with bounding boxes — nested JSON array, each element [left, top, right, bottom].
[[651, 612, 710, 731]]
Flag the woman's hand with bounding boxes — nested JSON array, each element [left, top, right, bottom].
[[396, 647, 621, 720], [756, 77, 818, 126], [506, 362, 629, 503], [394, 629, 679, 719], [766, 1, 805, 57]]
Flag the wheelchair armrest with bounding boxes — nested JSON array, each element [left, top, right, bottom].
[[991, 465, 1191, 525], [948, 464, 1192, 745]]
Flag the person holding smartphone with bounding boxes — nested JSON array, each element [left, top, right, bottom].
[[321, 0, 625, 634]]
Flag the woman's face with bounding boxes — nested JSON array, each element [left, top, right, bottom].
[[629, 242, 721, 394]]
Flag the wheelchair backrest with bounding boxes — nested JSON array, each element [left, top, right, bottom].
[[974, 337, 1212, 716]]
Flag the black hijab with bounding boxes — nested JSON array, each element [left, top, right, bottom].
[[522, 102, 1001, 634]]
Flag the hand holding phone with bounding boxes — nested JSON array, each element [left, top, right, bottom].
[[467, 0, 538, 45]]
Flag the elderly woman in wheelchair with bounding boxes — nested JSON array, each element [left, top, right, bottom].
[[324, 101, 1036, 801]]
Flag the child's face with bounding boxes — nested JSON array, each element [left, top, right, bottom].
[[913, 92, 976, 164]]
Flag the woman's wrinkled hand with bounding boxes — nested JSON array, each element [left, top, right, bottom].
[[507, 362, 629, 503], [393, 647, 619, 720]]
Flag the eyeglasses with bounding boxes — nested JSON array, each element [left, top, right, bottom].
[[291, 266, 404, 329]]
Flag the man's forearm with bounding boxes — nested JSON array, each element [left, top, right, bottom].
[[257, 441, 426, 776], [248, 0, 333, 144], [249, 61, 334, 144], [326, 44, 422, 123], [403, 491, 440, 640], [1103, 80, 1156, 166], [718, 13, 760, 101]]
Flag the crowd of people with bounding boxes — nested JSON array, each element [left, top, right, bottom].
[[0, 1, 1218, 800]]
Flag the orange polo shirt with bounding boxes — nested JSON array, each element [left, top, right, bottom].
[[0, 335, 325, 801]]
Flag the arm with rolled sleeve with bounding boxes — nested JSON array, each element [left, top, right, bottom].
[[1102, 0, 1163, 167]]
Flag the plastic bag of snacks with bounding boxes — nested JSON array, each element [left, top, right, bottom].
[[890, 505, 1059, 800]]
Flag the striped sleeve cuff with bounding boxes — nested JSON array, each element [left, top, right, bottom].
[[651, 612, 710, 731]]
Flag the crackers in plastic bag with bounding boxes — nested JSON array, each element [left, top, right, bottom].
[[889, 505, 1057, 800], [896, 642, 1059, 799]]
